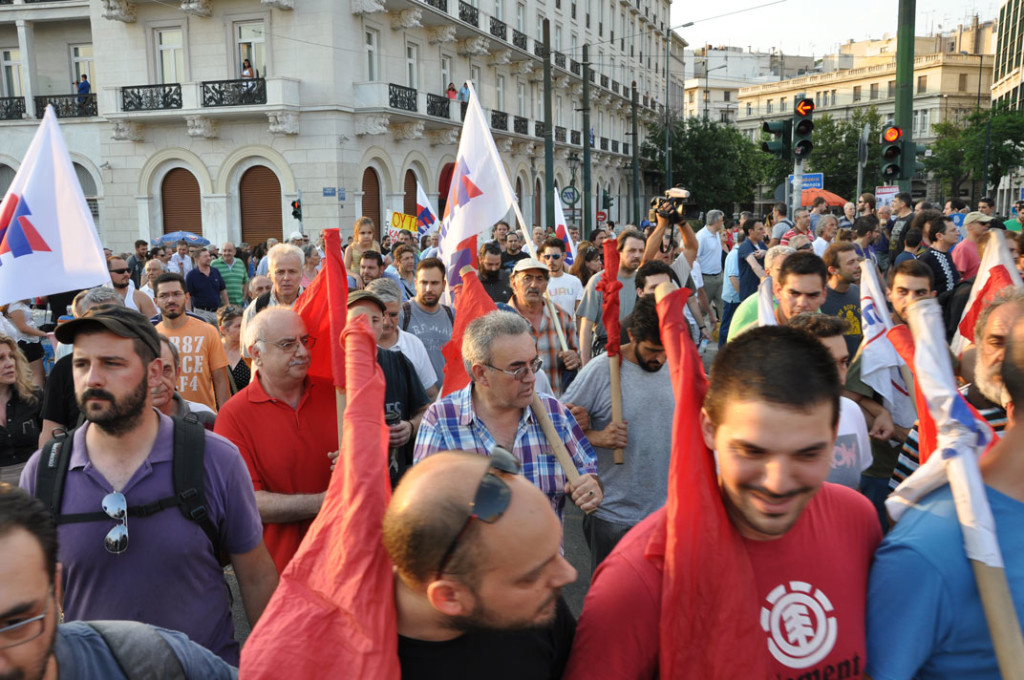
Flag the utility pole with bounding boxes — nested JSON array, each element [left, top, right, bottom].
[[665, 29, 672, 188], [582, 44, 592, 240], [894, 0, 916, 193], [856, 123, 870, 201], [632, 81, 640, 226], [543, 19, 555, 230]]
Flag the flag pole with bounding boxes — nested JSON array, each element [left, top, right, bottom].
[[598, 239, 625, 464]]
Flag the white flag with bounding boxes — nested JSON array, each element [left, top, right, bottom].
[[859, 260, 915, 428], [757, 277, 777, 327], [0, 106, 108, 306], [553, 196, 577, 265], [951, 228, 1023, 355], [415, 181, 438, 237]]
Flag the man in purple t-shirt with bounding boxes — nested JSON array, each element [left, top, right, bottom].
[[20, 306, 279, 664]]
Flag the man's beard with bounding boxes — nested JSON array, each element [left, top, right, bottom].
[[77, 375, 150, 436], [161, 306, 183, 320], [445, 588, 561, 634], [480, 268, 500, 281], [0, 619, 57, 680], [112, 280, 128, 290], [976, 360, 1009, 407]]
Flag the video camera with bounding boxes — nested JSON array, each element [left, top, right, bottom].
[[650, 186, 701, 225]]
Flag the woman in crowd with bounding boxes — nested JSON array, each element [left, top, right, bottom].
[[0, 334, 41, 484], [570, 246, 603, 288], [301, 244, 322, 288], [218, 305, 250, 391], [2, 300, 46, 387], [343, 216, 382, 271]]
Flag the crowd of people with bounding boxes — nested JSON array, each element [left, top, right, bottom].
[[1, 195, 1023, 678]]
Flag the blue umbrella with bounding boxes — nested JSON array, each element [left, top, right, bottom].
[[151, 230, 210, 247]]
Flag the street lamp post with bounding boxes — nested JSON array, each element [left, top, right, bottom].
[[703, 62, 727, 121], [664, 22, 692, 189]]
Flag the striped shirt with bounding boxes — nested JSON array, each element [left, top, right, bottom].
[[211, 257, 250, 306], [508, 296, 579, 398], [413, 384, 597, 518]]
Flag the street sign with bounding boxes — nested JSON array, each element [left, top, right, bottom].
[[1019, 186, 1024, 202], [322, 187, 336, 197], [795, 98, 815, 116], [788, 173, 824, 190], [596, 210, 607, 223], [561, 186, 580, 206]]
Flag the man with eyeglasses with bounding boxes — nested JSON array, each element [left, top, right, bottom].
[[507, 258, 581, 397], [19, 306, 277, 665], [385, 451, 578, 678], [214, 307, 336, 573], [106, 256, 157, 318], [154, 273, 232, 412], [542, 237, 583, 315], [414, 311, 602, 519], [0, 483, 239, 679]]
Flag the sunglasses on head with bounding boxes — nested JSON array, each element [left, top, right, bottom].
[[435, 447, 521, 579]]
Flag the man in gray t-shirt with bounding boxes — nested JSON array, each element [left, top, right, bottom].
[[562, 295, 674, 572], [401, 258, 454, 391]]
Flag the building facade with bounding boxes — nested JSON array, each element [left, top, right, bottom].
[[0, 0, 671, 250]]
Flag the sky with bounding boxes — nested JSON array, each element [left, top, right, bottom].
[[670, 0, 1002, 57]]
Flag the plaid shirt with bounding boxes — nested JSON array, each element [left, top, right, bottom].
[[508, 295, 579, 398], [413, 384, 597, 518]]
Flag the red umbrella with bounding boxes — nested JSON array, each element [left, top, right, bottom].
[[800, 188, 847, 207]]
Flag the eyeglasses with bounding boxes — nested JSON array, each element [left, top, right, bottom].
[[259, 335, 316, 353], [542, 253, 562, 260], [103, 491, 128, 554], [108, 268, 129, 275], [0, 587, 53, 650], [435, 447, 521, 579], [485, 356, 543, 381]]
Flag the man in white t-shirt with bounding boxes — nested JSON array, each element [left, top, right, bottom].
[[366, 278, 439, 401], [166, 239, 194, 276], [542, 237, 583, 314]]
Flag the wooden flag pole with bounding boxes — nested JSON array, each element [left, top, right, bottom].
[[972, 561, 1024, 679], [532, 391, 581, 483], [609, 356, 624, 464], [544, 293, 569, 352]]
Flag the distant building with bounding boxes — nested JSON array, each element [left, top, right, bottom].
[[992, 0, 1024, 212]]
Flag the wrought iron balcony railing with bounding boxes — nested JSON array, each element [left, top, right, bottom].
[[611, 139, 619, 153], [489, 16, 507, 40], [555, 126, 566, 142], [491, 110, 508, 130], [535, 120, 544, 137], [423, 0, 446, 10], [201, 78, 266, 107], [512, 29, 528, 50], [36, 93, 96, 118], [553, 51, 566, 68], [0, 96, 25, 120], [458, 0, 479, 26], [571, 129, 581, 145], [121, 84, 182, 111], [600, 136, 608, 150], [427, 93, 450, 119], [513, 115, 528, 135], [389, 83, 417, 112], [570, 60, 581, 76]]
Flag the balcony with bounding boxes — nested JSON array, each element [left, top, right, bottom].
[[122, 84, 182, 111], [600, 136, 608, 150], [589, 71, 596, 83], [571, 129, 581, 145], [491, 110, 508, 130], [513, 115, 528, 134], [423, 0, 446, 9], [534, 42, 547, 58], [427, 93, 450, 119], [389, 83, 417, 112], [611, 139, 619, 153], [35, 93, 95, 118], [0, 96, 24, 120], [535, 120, 543, 137], [553, 51, 566, 68], [201, 78, 266, 107], [512, 29, 528, 50], [458, 0, 478, 26], [623, 142, 629, 155], [600, 74, 609, 88], [489, 16, 507, 40], [555, 125, 566, 142], [570, 60, 581, 76], [611, 80, 620, 94]]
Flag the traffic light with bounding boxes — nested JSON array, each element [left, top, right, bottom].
[[902, 141, 926, 180], [601, 189, 614, 210], [290, 199, 302, 221], [880, 122, 903, 181], [792, 97, 814, 159], [761, 120, 791, 161]]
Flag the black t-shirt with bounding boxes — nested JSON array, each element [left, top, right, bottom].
[[501, 250, 529, 270], [40, 354, 79, 434], [377, 348, 429, 487], [398, 597, 576, 680], [479, 269, 514, 304]]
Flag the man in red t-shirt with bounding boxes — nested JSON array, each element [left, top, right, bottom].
[[215, 307, 336, 573], [565, 324, 882, 679]]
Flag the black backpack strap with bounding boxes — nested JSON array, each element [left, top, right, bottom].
[[171, 414, 221, 559], [443, 304, 454, 326], [401, 300, 412, 331], [254, 292, 272, 315], [86, 621, 186, 680], [35, 427, 76, 519]]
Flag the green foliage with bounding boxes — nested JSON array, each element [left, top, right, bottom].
[[923, 120, 970, 197], [804, 107, 885, 201], [925, 106, 1024, 195]]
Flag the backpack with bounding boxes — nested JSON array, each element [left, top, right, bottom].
[[34, 414, 224, 563], [86, 621, 187, 680], [401, 300, 454, 332], [253, 291, 272, 315]]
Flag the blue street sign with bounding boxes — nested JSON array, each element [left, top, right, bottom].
[[788, 173, 824, 190], [561, 186, 580, 206], [1019, 187, 1024, 202], [338, 188, 346, 201], [322, 187, 336, 197]]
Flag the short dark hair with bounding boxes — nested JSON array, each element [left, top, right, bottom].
[[154, 271, 187, 296], [980, 196, 995, 209], [393, 244, 416, 262], [635, 260, 679, 292], [786, 312, 849, 338], [948, 199, 967, 211], [360, 250, 384, 267], [905, 227, 923, 249], [823, 242, 856, 271], [895, 192, 913, 206], [0, 483, 58, 584], [891, 258, 934, 289], [542, 237, 566, 253], [416, 257, 447, 279], [705, 325, 840, 429], [741, 217, 762, 237], [774, 202, 788, 217], [853, 216, 879, 238], [617, 228, 646, 251], [926, 215, 952, 243], [627, 295, 662, 345], [812, 196, 827, 208], [478, 241, 502, 258], [778, 251, 828, 288], [134, 239, 148, 249], [912, 209, 943, 234]]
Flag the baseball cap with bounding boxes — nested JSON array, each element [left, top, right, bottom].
[[512, 257, 549, 274], [288, 230, 305, 242], [964, 211, 994, 225], [346, 289, 387, 313], [55, 305, 161, 359]]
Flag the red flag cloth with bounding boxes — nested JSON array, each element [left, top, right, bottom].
[[293, 228, 349, 388], [958, 264, 1014, 345], [441, 269, 497, 397], [597, 239, 623, 357], [239, 314, 400, 679], [647, 287, 765, 677]]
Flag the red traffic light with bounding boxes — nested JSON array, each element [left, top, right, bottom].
[[291, 200, 300, 210], [795, 98, 815, 116], [882, 126, 902, 143]]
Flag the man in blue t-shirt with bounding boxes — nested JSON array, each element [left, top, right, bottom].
[[736, 217, 768, 300], [185, 248, 228, 315]]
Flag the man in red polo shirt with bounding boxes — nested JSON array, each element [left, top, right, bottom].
[[214, 307, 336, 573]]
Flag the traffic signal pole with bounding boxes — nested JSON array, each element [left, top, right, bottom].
[[543, 20, 555, 230], [894, 0, 915, 193], [582, 44, 592, 239]]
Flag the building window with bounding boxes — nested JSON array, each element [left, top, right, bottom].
[[536, 14, 543, 41], [723, 91, 730, 102], [517, 80, 526, 116], [780, 97, 787, 111], [365, 29, 379, 81], [156, 28, 185, 84], [766, 100, 773, 113], [494, 0, 503, 20], [406, 42, 419, 89], [441, 55, 452, 91], [959, 73, 968, 91], [921, 109, 930, 136], [830, 90, 836, 106], [745, 102, 751, 116], [887, 80, 895, 98], [471, 65, 482, 91], [555, 26, 562, 51], [688, 91, 694, 103], [70, 44, 94, 86], [1, 49, 22, 98], [917, 75, 927, 93], [516, 3, 525, 31], [235, 21, 265, 79], [869, 83, 879, 100], [556, 94, 563, 126], [496, 74, 505, 111]]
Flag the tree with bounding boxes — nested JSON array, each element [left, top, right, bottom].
[[963, 107, 1024, 192], [804, 107, 884, 201], [924, 120, 970, 199]]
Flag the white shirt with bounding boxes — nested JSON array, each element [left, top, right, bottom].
[[168, 253, 193, 276], [812, 236, 831, 258], [140, 283, 156, 301], [383, 329, 438, 394], [695, 226, 724, 275], [547, 271, 583, 314]]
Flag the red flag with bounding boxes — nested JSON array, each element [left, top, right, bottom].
[[240, 314, 399, 678], [597, 239, 623, 356], [648, 287, 765, 677], [441, 269, 497, 397], [294, 228, 348, 388], [958, 264, 1014, 345]]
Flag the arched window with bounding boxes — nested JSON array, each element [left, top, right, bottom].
[[361, 167, 382, 242], [239, 165, 282, 245], [161, 167, 202, 235]]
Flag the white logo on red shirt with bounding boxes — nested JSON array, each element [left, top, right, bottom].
[[760, 581, 837, 669]]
